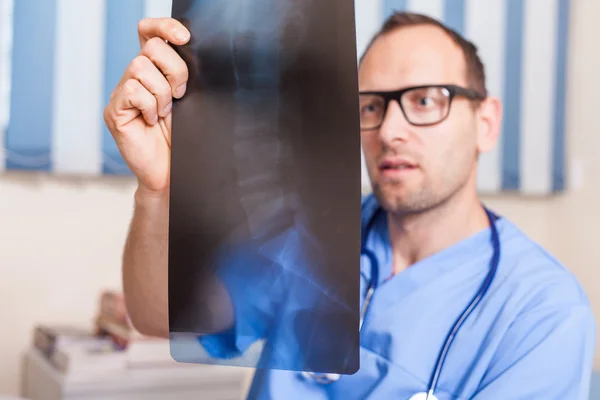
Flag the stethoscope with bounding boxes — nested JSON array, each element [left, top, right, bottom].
[[301, 203, 501, 400]]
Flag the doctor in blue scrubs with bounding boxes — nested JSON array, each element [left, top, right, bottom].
[[104, 11, 596, 400]]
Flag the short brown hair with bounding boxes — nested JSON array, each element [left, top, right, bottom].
[[360, 12, 487, 98]]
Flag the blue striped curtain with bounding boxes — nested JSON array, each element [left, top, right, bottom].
[[0, 0, 170, 176], [0, 0, 570, 195]]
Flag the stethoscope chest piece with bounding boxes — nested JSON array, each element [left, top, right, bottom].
[[408, 392, 439, 400]]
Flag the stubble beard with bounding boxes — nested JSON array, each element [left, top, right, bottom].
[[372, 179, 440, 216], [371, 170, 471, 218]]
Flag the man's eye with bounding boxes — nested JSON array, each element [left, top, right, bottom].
[[417, 96, 435, 107], [361, 103, 380, 113]]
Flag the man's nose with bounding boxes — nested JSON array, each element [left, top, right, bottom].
[[378, 100, 411, 144]]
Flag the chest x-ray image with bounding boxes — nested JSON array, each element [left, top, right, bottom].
[[167, 0, 362, 374]]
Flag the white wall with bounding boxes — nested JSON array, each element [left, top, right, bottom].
[[0, 174, 137, 395], [0, 0, 599, 396]]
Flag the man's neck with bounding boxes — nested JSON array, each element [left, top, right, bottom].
[[387, 188, 490, 275]]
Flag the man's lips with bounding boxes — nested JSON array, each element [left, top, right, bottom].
[[377, 158, 419, 179], [378, 159, 418, 171]]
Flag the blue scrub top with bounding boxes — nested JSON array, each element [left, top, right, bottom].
[[200, 194, 597, 399]]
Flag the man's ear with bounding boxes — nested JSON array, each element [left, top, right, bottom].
[[476, 96, 503, 154]]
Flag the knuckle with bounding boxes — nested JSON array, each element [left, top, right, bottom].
[[129, 55, 150, 77], [143, 36, 163, 56], [103, 105, 111, 125], [108, 87, 118, 104], [138, 18, 150, 35], [122, 79, 139, 97], [103, 105, 119, 132], [158, 18, 171, 36]]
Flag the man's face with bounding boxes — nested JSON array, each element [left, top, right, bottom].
[[359, 25, 487, 215]]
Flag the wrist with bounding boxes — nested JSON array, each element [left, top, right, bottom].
[[134, 184, 169, 207]]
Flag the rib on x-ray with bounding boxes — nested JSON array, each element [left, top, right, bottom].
[[168, 0, 361, 374]]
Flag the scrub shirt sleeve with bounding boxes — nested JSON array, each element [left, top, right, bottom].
[[472, 302, 596, 399], [196, 246, 281, 359]]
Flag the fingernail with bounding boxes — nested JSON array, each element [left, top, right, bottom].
[[163, 102, 172, 116], [174, 83, 187, 98], [175, 29, 189, 42]]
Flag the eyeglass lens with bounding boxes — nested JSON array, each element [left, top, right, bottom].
[[359, 87, 451, 129]]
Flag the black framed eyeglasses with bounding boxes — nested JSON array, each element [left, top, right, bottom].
[[358, 84, 486, 130]]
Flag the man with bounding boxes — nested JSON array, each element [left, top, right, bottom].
[[104, 11, 596, 399]]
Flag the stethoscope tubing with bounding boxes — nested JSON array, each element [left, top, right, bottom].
[[424, 207, 500, 395], [302, 202, 501, 399]]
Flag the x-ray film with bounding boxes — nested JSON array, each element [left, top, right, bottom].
[[168, 0, 361, 374]]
